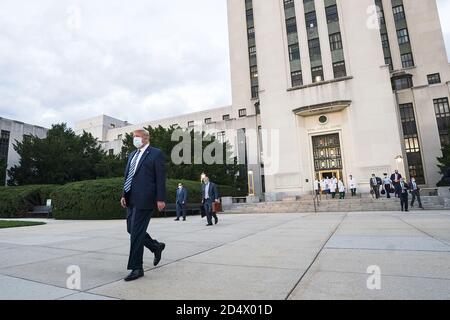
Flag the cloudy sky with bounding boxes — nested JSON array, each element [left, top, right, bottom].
[[0, 0, 449, 129]]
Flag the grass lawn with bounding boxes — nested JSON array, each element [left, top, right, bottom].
[[0, 220, 46, 229]]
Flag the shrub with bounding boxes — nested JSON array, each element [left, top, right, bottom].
[[0, 185, 57, 218], [51, 178, 238, 220]]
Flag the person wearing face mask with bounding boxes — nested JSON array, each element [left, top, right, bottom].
[[409, 177, 424, 209], [399, 178, 411, 212], [120, 129, 167, 282], [201, 173, 220, 226], [175, 183, 188, 221], [369, 174, 382, 199]]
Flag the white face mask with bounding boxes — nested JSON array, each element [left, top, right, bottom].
[[133, 137, 144, 149], [178, 185, 182, 189]]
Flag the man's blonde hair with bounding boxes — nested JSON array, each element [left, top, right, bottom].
[[133, 128, 150, 138]]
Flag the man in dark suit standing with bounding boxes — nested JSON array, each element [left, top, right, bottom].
[[390, 170, 403, 198], [201, 173, 220, 226], [175, 182, 188, 221], [399, 178, 410, 212], [120, 129, 166, 282]]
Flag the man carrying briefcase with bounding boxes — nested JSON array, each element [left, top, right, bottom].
[[201, 173, 220, 226]]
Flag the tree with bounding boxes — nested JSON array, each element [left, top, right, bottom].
[[7, 123, 121, 185], [437, 132, 450, 186], [0, 157, 6, 186], [122, 125, 248, 195]]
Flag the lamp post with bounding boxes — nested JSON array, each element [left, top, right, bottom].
[[395, 155, 403, 171]]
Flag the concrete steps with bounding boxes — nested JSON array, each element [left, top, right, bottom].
[[225, 196, 448, 214]]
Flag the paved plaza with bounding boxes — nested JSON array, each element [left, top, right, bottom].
[[0, 210, 450, 300]]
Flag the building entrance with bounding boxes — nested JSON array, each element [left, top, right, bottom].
[[312, 133, 343, 181]]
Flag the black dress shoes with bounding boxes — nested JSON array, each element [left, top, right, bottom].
[[206, 223, 213, 226], [174, 218, 180, 221], [183, 218, 186, 221], [124, 269, 144, 282], [153, 243, 165, 266], [214, 217, 218, 225]]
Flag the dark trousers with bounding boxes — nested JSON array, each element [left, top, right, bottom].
[[176, 202, 186, 219], [372, 186, 380, 199], [400, 192, 409, 211], [126, 206, 160, 270], [331, 192, 336, 199], [411, 190, 423, 208], [339, 192, 345, 199], [351, 189, 356, 196], [384, 184, 391, 198], [203, 199, 217, 225], [393, 183, 401, 198]]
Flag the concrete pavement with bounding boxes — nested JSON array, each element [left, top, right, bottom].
[[0, 211, 449, 300]]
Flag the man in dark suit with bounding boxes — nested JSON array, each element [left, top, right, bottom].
[[399, 178, 410, 212], [390, 170, 403, 198], [369, 174, 382, 199], [201, 173, 220, 226], [120, 129, 166, 282], [175, 182, 188, 221]]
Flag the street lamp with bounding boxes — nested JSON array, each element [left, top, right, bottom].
[[395, 155, 403, 171]]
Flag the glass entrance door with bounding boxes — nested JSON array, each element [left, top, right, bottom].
[[312, 133, 343, 180]]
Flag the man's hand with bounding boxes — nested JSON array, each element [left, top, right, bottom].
[[215, 199, 220, 203], [120, 197, 127, 208], [157, 201, 166, 212]]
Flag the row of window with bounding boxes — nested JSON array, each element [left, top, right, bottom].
[[392, 72, 441, 91], [284, 1, 346, 87], [246, 0, 259, 99], [185, 110, 248, 128]]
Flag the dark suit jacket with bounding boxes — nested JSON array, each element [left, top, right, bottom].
[[176, 187, 188, 204], [390, 173, 402, 183], [201, 182, 219, 201], [369, 177, 382, 187], [123, 146, 166, 210]]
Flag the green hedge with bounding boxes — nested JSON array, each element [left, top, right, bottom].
[[50, 178, 238, 220], [0, 185, 57, 218]]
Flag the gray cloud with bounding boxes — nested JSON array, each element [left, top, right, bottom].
[[0, 0, 449, 129]]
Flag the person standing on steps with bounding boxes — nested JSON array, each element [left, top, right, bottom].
[[370, 174, 382, 199], [410, 177, 424, 209], [391, 170, 403, 198], [399, 178, 411, 212], [175, 182, 188, 221], [338, 178, 346, 199], [348, 175, 357, 197], [120, 129, 166, 282], [201, 173, 220, 226], [382, 173, 393, 199], [330, 175, 338, 199]]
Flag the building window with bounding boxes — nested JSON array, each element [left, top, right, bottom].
[[308, 38, 321, 60], [399, 103, 425, 184], [286, 17, 298, 34], [329, 32, 342, 51], [247, 27, 255, 40], [392, 75, 413, 90], [434, 98, 450, 146], [325, 5, 338, 23], [223, 114, 230, 121], [305, 11, 317, 29], [291, 70, 303, 87], [333, 61, 347, 78], [312, 66, 324, 83], [381, 33, 389, 48], [385, 57, 393, 71], [0, 130, 10, 160], [217, 131, 226, 144], [284, 0, 294, 8], [397, 28, 409, 44], [108, 149, 114, 156], [251, 85, 259, 99], [239, 109, 247, 118], [428, 73, 441, 85], [204, 118, 212, 124], [401, 53, 414, 68], [188, 121, 195, 128], [393, 5, 405, 21], [250, 65, 258, 80], [288, 43, 300, 61]]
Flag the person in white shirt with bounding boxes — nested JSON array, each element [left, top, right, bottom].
[[324, 177, 331, 195], [338, 179, 346, 199], [314, 179, 320, 196], [348, 175, 357, 197], [410, 177, 424, 209], [329, 176, 338, 199], [382, 173, 393, 198], [320, 179, 326, 195]]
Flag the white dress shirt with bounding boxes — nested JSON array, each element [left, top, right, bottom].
[[348, 178, 357, 189], [131, 143, 149, 176], [204, 182, 210, 199]]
